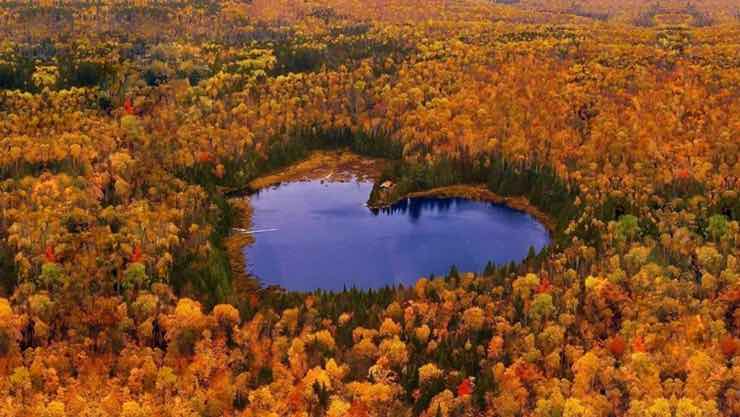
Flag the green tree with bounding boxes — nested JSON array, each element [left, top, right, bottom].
[[616, 215, 641, 243], [706, 214, 728, 242]]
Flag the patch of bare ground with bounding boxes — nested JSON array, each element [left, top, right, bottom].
[[248, 150, 387, 190]]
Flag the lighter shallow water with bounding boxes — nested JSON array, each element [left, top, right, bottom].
[[244, 180, 549, 291]]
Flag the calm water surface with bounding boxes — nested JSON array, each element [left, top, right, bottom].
[[244, 180, 549, 291]]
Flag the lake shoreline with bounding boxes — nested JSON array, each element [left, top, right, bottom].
[[241, 151, 555, 235], [225, 150, 387, 296], [372, 185, 556, 236], [230, 151, 556, 293], [243, 180, 550, 291]]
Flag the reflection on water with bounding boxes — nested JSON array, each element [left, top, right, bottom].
[[244, 180, 550, 292], [373, 197, 459, 221]]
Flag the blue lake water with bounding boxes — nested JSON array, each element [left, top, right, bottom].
[[244, 180, 550, 291]]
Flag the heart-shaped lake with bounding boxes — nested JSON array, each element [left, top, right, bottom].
[[244, 180, 550, 291]]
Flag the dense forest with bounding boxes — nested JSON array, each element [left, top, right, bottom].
[[0, 0, 738, 416]]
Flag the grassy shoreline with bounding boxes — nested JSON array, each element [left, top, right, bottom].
[[222, 198, 258, 299], [247, 149, 387, 190]]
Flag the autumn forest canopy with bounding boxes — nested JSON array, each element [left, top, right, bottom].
[[0, 0, 738, 416]]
